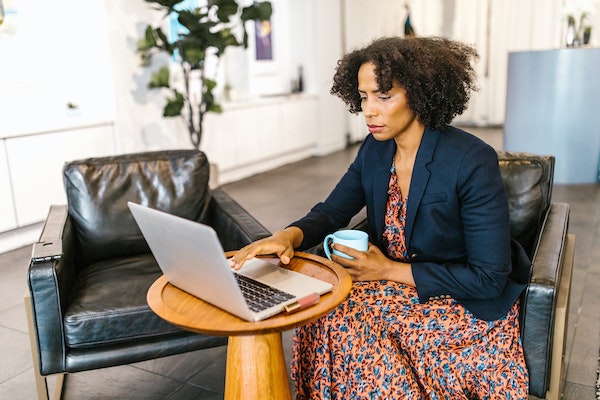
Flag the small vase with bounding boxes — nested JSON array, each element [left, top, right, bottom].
[[566, 18, 581, 47], [583, 27, 592, 45]]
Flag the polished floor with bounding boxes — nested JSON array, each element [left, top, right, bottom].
[[1, 128, 599, 399]]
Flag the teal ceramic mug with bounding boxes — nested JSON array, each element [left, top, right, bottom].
[[323, 229, 368, 260]]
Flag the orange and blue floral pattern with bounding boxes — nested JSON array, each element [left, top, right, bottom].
[[384, 165, 407, 260], [291, 282, 529, 399]]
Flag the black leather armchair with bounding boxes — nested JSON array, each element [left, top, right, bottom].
[[25, 150, 271, 399], [307, 150, 574, 400], [498, 151, 574, 400]]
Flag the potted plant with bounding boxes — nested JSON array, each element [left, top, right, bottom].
[[563, 1, 595, 48], [137, 0, 272, 148]]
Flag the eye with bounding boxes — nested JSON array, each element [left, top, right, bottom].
[[378, 93, 391, 100]]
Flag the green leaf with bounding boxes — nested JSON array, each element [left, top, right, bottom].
[[207, 29, 240, 56], [256, 2, 273, 20], [177, 9, 201, 32], [204, 78, 217, 91], [148, 67, 170, 89], [137, 39, 151, 52], [215, 0, 239, 23], [180, 42, 205, 65], [163, 91, 185, 117], [144, 26, 157, 46], [220, 28, 240, 47], [202, 79, 217, 110], [155, 28, 172, 53], [208, 103, 223, 113], [137, 26, 156, 52], [241, 2, 272, 22]]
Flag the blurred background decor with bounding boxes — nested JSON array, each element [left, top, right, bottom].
[[563, 0, 596, 46], [137, 0, 272, 148]]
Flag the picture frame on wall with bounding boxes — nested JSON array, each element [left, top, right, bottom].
[[244, 0, 293, 97], [254, 18, 273, 61], [247, 17, 278, 76]]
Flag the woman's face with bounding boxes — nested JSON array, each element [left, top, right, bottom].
[[357, 62, 423, 142]]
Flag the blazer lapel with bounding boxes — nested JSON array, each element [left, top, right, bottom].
[[404, 128, 438, 247]]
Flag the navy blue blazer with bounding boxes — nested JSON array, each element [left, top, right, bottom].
[[291, 126, 530, 321]]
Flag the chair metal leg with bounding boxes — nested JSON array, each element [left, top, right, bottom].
[[24, 291, 65, 400], [545, 233, 575, 400]]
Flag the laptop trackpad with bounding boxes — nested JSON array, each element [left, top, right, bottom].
[[241, 258, 330, 296]]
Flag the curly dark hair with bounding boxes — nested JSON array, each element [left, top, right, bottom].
[[330, 36, 479, 130]]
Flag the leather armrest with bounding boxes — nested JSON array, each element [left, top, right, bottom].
[[520, 202, 570, 397], [28, 205, 78, 375], [207, 188, 271, 251]]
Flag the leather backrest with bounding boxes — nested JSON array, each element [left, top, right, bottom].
[[497, 151, 554, 257], [63, 150, 211, 267]]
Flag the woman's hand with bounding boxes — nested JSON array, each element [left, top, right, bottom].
[[231, 227, 304, 270], [329, 243, 415, 285]]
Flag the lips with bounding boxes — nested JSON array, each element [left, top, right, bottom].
[[367, 124, 384, 134]]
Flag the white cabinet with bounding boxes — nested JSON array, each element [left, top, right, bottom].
[[5, 124, 117, 226], [281, 99, 318, 153], [202, 95, 318, 184], [0, 123, 116, 252]]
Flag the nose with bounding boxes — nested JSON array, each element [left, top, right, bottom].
[[361, 97, 377, 118]]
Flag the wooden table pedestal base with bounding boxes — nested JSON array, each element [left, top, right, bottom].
[[225, 332, 292, 400]]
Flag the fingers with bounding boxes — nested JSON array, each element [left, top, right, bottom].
[[278, 247, 295, 265], [230, 237, 295, 269], [329, 243, 373, 276], [230, 241, 264, 269], [230, 249, 256, 270], [331, 243, 366, 261]]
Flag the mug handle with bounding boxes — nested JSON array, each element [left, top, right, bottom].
[[323, 234, 334, 260]]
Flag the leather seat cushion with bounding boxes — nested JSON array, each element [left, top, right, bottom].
[[64, 254, 183, 349]]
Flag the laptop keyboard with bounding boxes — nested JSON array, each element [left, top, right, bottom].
[[234, 273, 295, 312]]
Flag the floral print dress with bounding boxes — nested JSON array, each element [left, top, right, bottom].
[[290, 165, 529, 399]]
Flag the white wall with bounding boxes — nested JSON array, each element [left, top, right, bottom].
[[104, 0, 189, 153], [0, 0, 115, 136], [310, 0, 349, 155]]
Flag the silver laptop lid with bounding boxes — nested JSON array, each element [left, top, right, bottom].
[[128, 202, 255, 321]]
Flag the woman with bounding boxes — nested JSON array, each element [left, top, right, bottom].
[[232, 36, 530, 399]]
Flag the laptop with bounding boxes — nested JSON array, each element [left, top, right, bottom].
[[128, 202, 333, 322]]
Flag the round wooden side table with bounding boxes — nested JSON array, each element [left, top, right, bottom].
[[147, 252, 352, 400]]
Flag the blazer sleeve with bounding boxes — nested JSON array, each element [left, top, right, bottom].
[[289, 140, 369, 250], [411, 143, 514, 302]]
